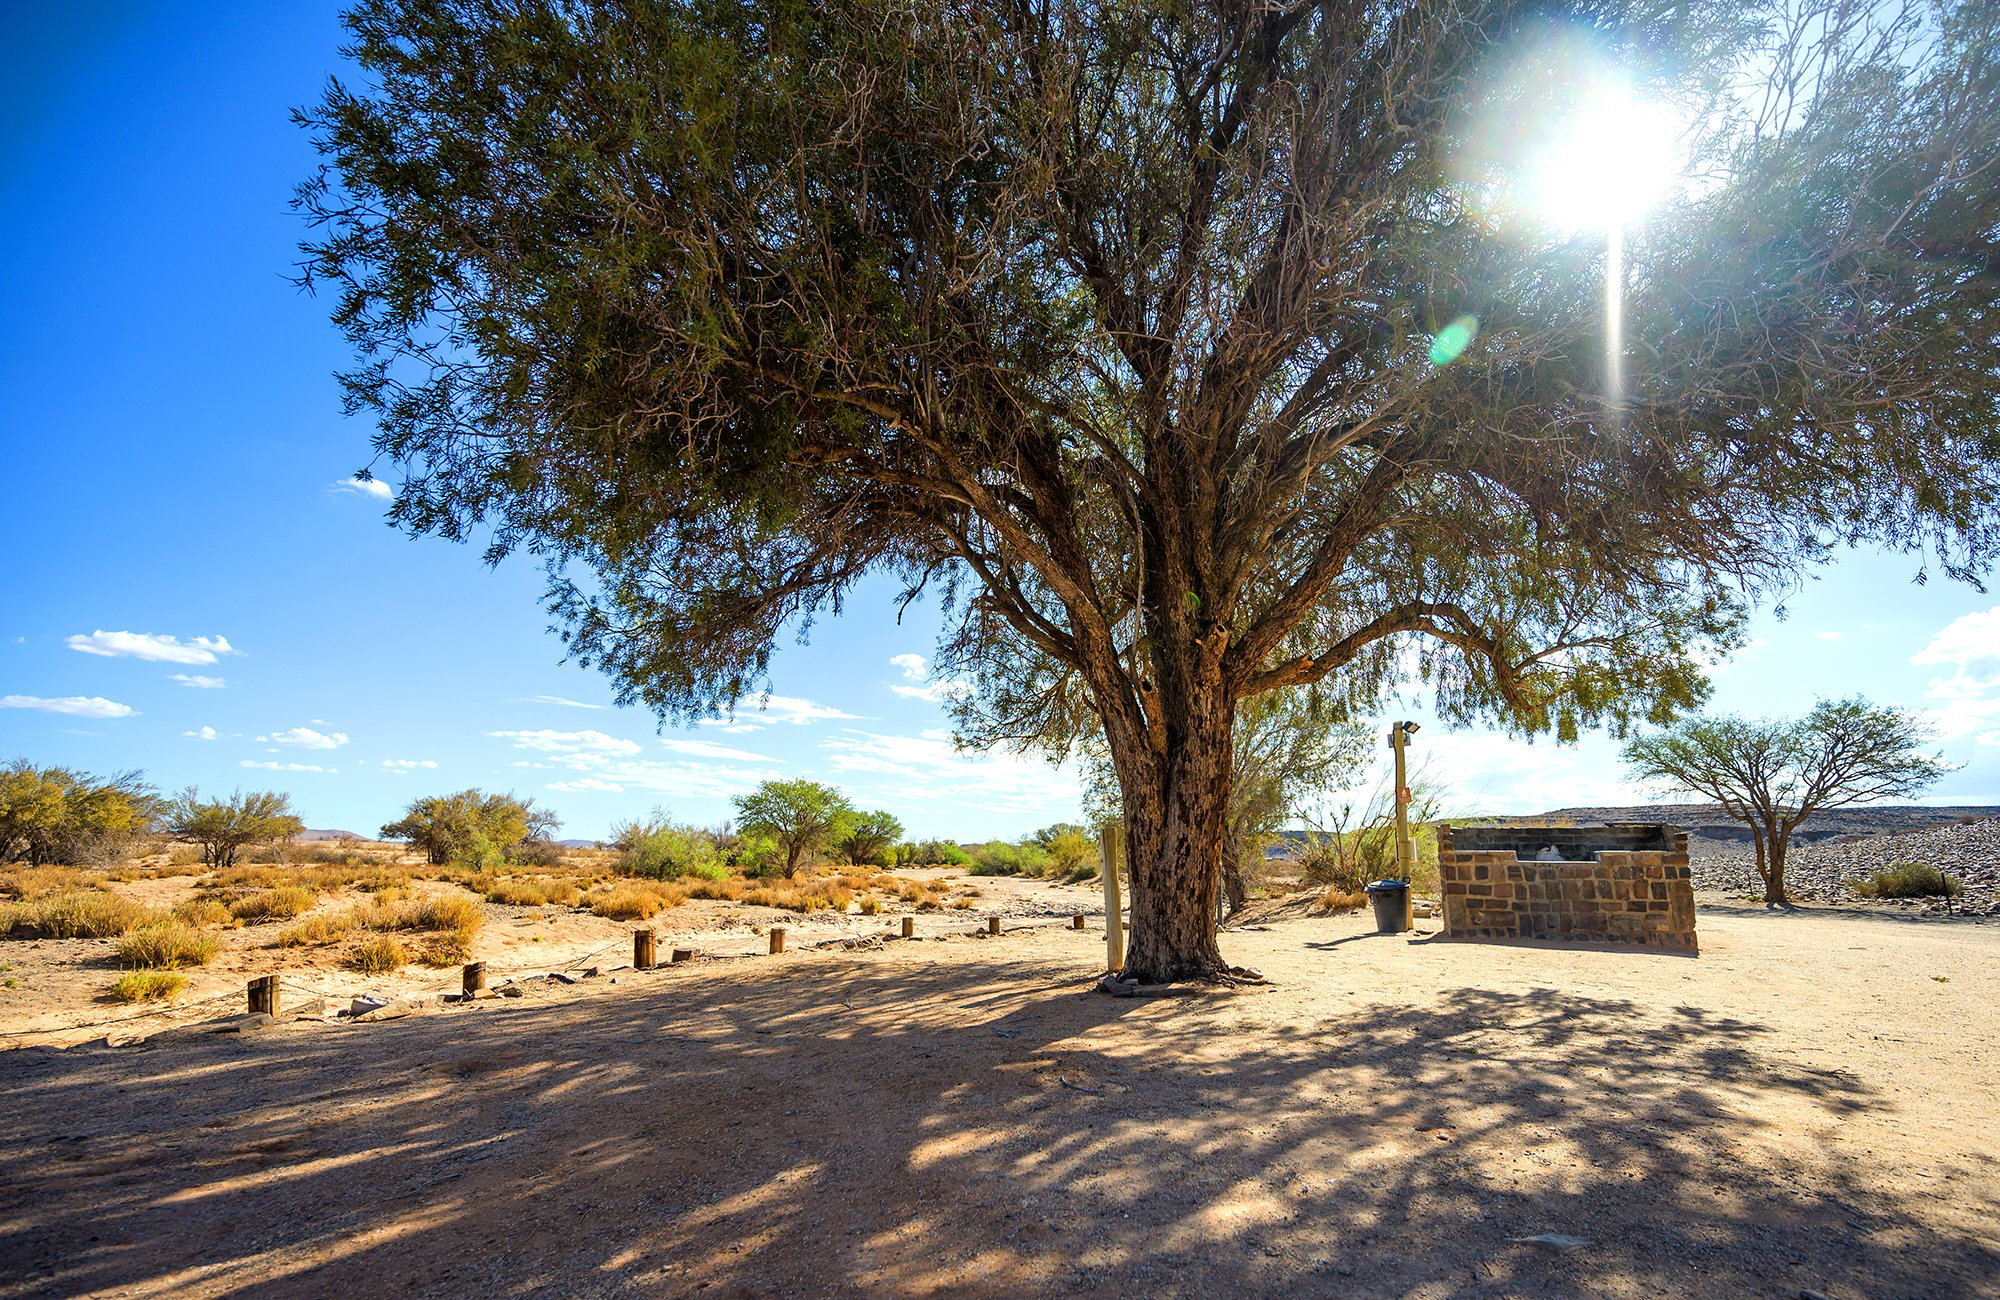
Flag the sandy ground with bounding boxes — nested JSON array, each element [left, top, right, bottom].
[[1, 898, 1996, 1299]]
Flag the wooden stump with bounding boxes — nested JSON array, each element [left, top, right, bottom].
[[671, 947, 695, 964], [247, 975, 278, 1016], [987, 916, 1002, 935], [462, 961, 488, 997], [901, 916, 915, 939], [769, 927, 787, 954], [634, 929, 657, 970], [1072, 913, 1085, 930]]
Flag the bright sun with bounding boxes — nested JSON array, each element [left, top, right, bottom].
[[1519, 83, 1685, 234]]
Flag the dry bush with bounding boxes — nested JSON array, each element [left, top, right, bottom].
[[395, 893, 484, 932], [170, 897, 235, 928], [589, 883, 684, 920], [950, 897, 975, 910], [417, 930, 474, 965], [822, 885, 854, 911], [857, 895, 881, 915], [116, 924, 219, 969], [167, 844, 205, 868], [228, 887, 318, 921], [0, 866, 99, 900], [1311, 887, 1368, 915], [484, 877, 584, 907], [347, 935, 407, 973], [6, 891, 162, 939], [273, 911, 358, 947], [111, 969, 187, 1002]]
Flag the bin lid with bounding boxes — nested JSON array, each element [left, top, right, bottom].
[[1364, 879, 1410, 893]]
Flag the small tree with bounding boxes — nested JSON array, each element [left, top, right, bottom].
[[380, 789, 558, 866], [168, 789, 305, 870], [733, 780, 854, 879], [835, 809, 904, 868], [1045, 828, 1097, 879], [1622, 698, 1952, 905], [0, 761, 162, 866]]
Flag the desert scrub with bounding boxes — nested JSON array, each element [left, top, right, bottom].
[[857, 895, 882, 915], [6, 891, 161, 939], [1311, 887, 1368, 915], [484, 877, 583, 907], [111, 969, 187, 1002], [170, 897, 234, 927], [588, 883, 683, 920], [417, 930, 473, 965], [228, 886, 317, 921], [273, 911, 357, 947], [116, 924, 218, 969], [1850, 862, 1962, 899], [0, 866, 98, 900], [347, 935, 408, 973]]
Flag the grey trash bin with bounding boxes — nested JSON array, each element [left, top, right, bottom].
[[1365, 879, 1410, 934]]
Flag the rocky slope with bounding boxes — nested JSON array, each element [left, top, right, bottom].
[[1690, 819, 2000, 915]]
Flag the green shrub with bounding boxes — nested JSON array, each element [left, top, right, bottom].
[[111, 969, 187, 1002], [116, 924, 219, 969], [348, 935, 408, 972], [8, 890, 161, 938], [967, 840, 1052, 877], [616, 819, 726, 880], [1850, 862, 1961, 899], [228, 886, 317, 921]]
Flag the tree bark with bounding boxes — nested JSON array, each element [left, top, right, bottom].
[[1764, 830, 1790, 906], [1118, 678, 1234, 983]]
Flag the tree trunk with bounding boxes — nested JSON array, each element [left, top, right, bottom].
[[1764, 830, 1790, 905], [1118, 681, 1234, 983]]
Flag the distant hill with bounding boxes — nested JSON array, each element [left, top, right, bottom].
[[1465, 803, 2000, 843], [556, 838, 604, 849], [296, 828, 367, 842]]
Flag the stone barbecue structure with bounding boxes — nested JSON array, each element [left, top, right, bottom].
[[1438, 823, 1698, 953]]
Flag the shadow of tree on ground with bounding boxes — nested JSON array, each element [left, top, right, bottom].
[[0, 945, 1993, 1298]]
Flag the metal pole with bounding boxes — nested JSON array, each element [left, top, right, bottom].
[[1392, 721, 1418, 929]]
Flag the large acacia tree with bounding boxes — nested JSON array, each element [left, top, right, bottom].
[[301, 0, 2000, 981]]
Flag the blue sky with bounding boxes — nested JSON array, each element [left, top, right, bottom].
[[2, 4, 1995, 841]]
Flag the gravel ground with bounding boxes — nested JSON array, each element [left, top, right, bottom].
[[1690, 818, 2000, 915]]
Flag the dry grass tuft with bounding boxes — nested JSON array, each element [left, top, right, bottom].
[[228, 887, 318, 921], [110, 969, 187, 1002], [273, 911, 357, 948], [170, 897, 234, 928], [5, 891, 162, 939], [1311, 887, 1368, 915], [116, 924, 219, 969], [417, 930, 474, 965], [347, 935, 408, 973], [0, 866, 99, 900], [589, 883, 684, 920], [484, 877, 584, 907]]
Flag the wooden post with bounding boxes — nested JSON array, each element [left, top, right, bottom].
[[987, 916, 1002, 935], [1072, 912, 1085, 930], [769, 927, 786, 954], [634, 929, 657, 970], [901, 916, 915, 939], [462, 961, 488, 997], [247, 975, 278, 1016], [1098, 823, 1125, 974]]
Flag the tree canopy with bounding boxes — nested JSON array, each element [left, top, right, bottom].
[[0, 760, 162, 867], [303, 0, 2000, 979], [1622, 697, 1951, 904], [734, 779, 855, 877], [168, 789, 306, 871], [380, 789, 560, 866]]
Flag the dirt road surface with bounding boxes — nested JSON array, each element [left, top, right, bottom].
[[1, 901, 1995, 1298]]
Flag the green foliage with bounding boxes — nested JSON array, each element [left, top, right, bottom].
[[834, 809, 903, 867], [731, 831, 786, 878], [167, 789, 304, 871], [379, 789, 559, 866], [732, 780, 855, 878], [967, 840, 1053, 877], [615, 816, 727, 880], [1045, 830, 1097, 878], [1849, 862, 1961, 900], [905, 839, 970, 867], [0, 760, 162, 867]]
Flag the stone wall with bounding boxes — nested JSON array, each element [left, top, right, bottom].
[[1438, 823, 1698, 953]]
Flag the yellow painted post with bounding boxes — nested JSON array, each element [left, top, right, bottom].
[[1098, 823, 1125, 974]]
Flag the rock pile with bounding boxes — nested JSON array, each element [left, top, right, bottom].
[[1690, 818, 2000, 915]]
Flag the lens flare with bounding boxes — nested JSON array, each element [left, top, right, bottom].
[[1429, 316, 1480, 366]]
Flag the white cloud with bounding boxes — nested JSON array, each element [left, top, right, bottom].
[[1814, 631, 1841, 641], [885, 653, 974, 704], [819, 729, 1081, 815], [1911, 607, 2000, 744], [66, 631, 238, 665], [334, 476, 393, 501], [548, 777, 627, 794], [259, 726, 349, 750], [184, 725, 218, 741], [509, 694, 606, 709], [169, 674, 227, 689], [1405, 731, 1644, 816], [659, 737, 781, 763], [703, 694, 858, 727], [379, 759, 439, 770], [487, 728, 642, 757], [0, 694, 138, 719], [241, 760, 333, 773]]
